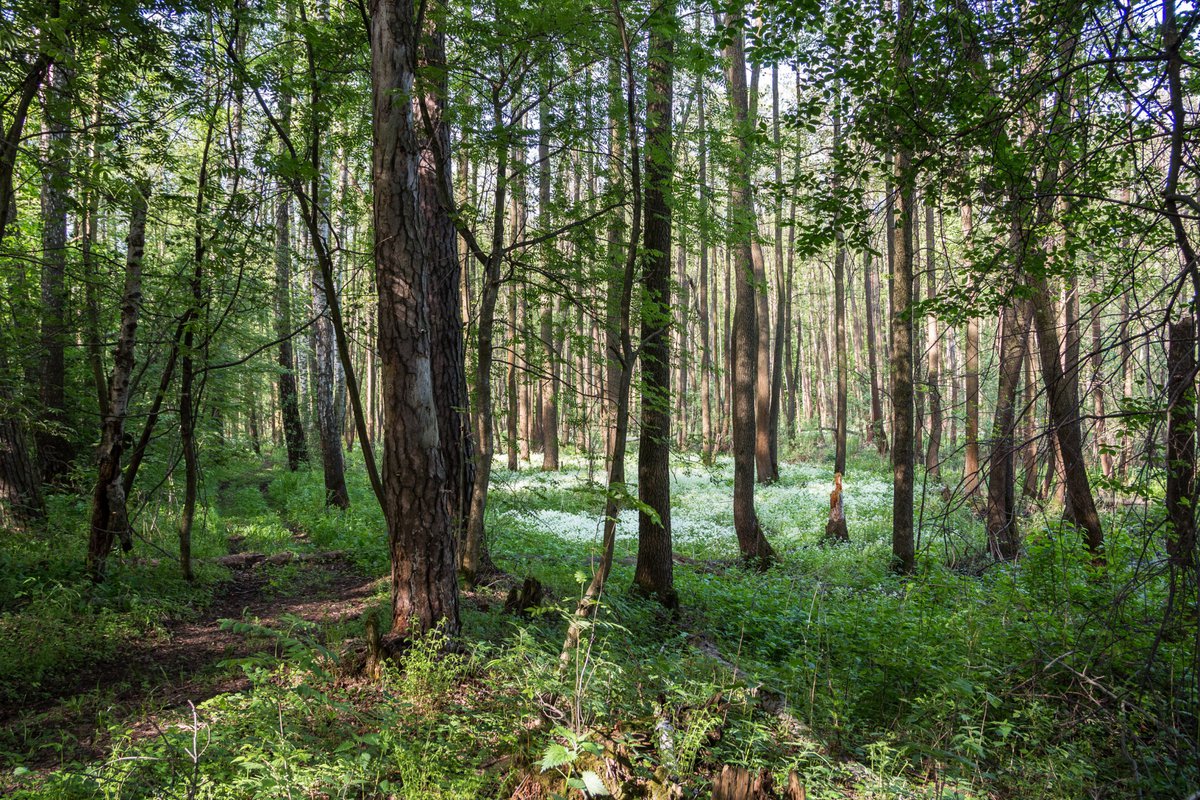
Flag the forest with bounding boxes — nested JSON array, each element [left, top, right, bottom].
[[0, 0, 1197, 796]]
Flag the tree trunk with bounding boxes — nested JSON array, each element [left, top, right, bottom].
[[890, 0, 916, 574], [538, 88, 560, 472], [864, 242, 885, 454], [372, 0, 459, 639], [987, 301, 1031, 560], [697, 73, 714, 464], [88, 183, 148, 579], [767, 65, 786, 473], [924, 203, 942, 478], [634, 2, 676, 607], [419, 12, 475, 537], [1166, 317, 1196, 570], [832, 99, 848, 476], [311, 255, 350, 507], [719, 10, 774, 566], [1029, 277, 1103, 555], [37, 60, 72, 484], [275, 82, 308, 472]]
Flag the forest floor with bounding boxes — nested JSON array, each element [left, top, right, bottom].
[[1, 447, 1194, 799], [0, 469, 383, 790]]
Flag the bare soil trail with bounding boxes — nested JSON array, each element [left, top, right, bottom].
[[0, 474, 382, 785]]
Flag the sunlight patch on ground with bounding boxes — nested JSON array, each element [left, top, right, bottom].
[[497, 456, 894, 558]]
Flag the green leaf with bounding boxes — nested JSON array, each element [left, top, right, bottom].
[[539, 743, 573, 772], [581, 770, 611, 796]]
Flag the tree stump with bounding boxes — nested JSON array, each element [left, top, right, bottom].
[[504, 576, 544, 616], [824, 472, 849, 542]]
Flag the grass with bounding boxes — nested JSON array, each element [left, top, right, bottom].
[[1, 440, 1196, 799]]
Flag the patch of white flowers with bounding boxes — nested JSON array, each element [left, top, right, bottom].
[[498, 454, 894, 557]]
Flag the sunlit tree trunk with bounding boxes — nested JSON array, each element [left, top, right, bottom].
[[371, 0, 459, 639]]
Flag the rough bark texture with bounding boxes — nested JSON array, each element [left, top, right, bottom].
[[720, 12, 774, 566], [1166, 317, 1196, 569], [634, 3, 675, 606], [88, 184, 148, 579], [418, 14, 475, 538], [372, 0, 459, 639]]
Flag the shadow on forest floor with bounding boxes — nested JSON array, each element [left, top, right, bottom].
[[0, 475, 382, 784]]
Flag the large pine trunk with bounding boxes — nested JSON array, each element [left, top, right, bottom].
[[88, 184, 148, 579], [418, 17, 475, 536], [371, 0, 459, 639]]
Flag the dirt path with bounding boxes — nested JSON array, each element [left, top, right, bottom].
[[0, 481, 382, 783]]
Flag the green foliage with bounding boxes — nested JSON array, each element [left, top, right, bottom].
[[4, 452, 1196, 799]]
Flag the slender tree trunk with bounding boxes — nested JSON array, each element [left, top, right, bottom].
[[963, 204, 980, 498], [459, 93, 510, 587], [1030, 277, 1103, 555], [563, 1, 644, 664], [768, 65, 786, 472], [864, 242, 885, 454], [719, 10, 774, 565], [697, 75, 714, 464], [538, 87, 560, 472], [635, 1, 676, 606], [275, 82, 308, 471], [506, 285, 520, 470], [37, 61, 71, 483], [371, 0, 459, 639], [833, 99, 848, 476], [88, 183, 148, 579], [1166, 317, 1196, 569], [924, 203, 942, 478], [890, 0, 916, 573], [987, 301, 1031, 560]]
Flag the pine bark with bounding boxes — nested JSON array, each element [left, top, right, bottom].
[[371, 0, 459, 639], [419, 13, 475, 537]]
